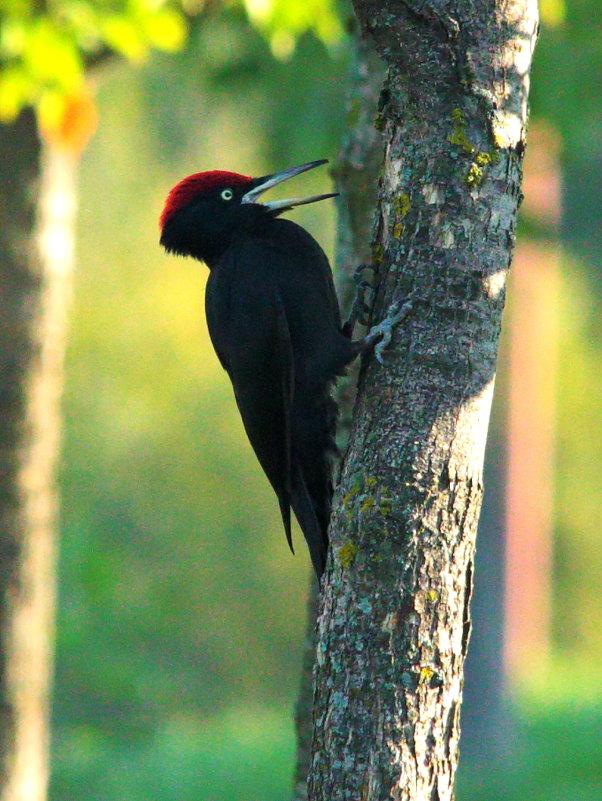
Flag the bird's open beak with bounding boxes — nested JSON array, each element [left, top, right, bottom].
[[241, 159, 338, 212]]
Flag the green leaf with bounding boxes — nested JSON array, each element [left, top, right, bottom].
[[100, 14, 149, 62], [23, 19, 84, 89], [242, 0, 343, 57], [0, 16, 27, 58], [141, 8, 187, 53]]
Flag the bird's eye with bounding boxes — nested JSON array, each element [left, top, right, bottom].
[[221, 188, 234, 201]]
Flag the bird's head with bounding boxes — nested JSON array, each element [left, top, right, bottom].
[[159, 159, 336, 265]]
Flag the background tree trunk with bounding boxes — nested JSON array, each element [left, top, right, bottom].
[[460, 410, 510, 763], [307, 1, 539, 799], [0, 113, 77, 801]]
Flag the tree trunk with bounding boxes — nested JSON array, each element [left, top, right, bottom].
[[0, 112, 77, 801], [307, 1, 539, 799]]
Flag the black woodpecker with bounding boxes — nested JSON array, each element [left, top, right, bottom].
[[160, 159, 408, 578]]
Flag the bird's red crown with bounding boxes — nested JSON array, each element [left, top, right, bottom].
[[160, 170, 252, 230]]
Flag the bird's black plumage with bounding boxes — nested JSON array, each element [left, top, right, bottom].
[[160, 162, 357, 577]]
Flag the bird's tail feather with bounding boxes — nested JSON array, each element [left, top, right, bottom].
[[288, 392, 338, 578], [290, 463, 328, 578], [278, 498, 294, 555]]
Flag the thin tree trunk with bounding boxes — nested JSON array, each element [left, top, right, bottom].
[[503, 123, 561, 679], [308, 1, 539, 799], [0, 113, 77, 801]]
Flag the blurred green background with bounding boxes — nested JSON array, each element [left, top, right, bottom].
[[38, 2, 602, 800]]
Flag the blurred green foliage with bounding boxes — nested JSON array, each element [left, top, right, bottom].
[[241, 0, 342, 58], [0, 0, 186, 124], [459, 707, 602, 801], [0, 0, 343, 127], [553, 264, 602, 655], [28, 0, 602, 798]]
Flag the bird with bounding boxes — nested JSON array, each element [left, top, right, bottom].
[[159, 159, 410, 578]]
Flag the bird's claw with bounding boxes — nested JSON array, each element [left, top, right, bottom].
[[365, 294, 416, 365], [353, 262, 377, 281], [352, 285, 373, 327], [345, 265, 377, 334]]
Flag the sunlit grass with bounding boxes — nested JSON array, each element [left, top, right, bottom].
[[52, 707, 296, 801], [51, 701, 602, 801]]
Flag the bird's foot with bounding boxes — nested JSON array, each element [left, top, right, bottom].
[[362, 293, 415, 365], [343, 264, 376, 337]]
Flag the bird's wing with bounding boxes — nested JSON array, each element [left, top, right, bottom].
[[270, 294, 294, 553], [205, 235, 332, 575], [226, 291, 296, 554], [269, 218, 342, 325]]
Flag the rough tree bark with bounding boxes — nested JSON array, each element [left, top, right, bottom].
[[305, 1, 539, 800], [0, 113, 77, 801]]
